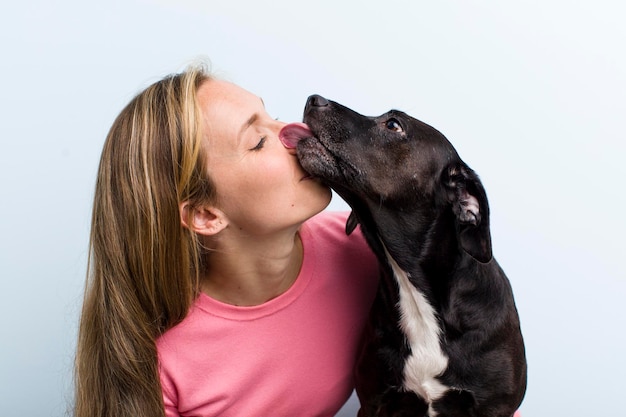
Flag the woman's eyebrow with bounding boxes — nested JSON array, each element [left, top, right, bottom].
[[237, 98, 265, 144], [241, 113, 259, 133], [238, 113, 259, 145]]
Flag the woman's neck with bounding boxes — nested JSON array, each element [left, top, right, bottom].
[[200, 229, 303, 306]]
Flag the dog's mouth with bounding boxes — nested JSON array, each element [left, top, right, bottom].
[[280, 122, 350, 183], [279, 122, 312, 149], [279, 123, 319, 180]]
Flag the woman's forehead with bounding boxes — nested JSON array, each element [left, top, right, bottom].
[[198, 79, 262, 114]]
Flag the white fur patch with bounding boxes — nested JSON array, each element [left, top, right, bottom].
[[383, 246, 449, 415], [463, 194, 480, 218]]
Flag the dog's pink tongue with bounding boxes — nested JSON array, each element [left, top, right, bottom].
[[279, 122, 313, 149]]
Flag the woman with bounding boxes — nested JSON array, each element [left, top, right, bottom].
[[74, 63, 379, 417]]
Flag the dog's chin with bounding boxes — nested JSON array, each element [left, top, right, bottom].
[[296, 136, 372, 209], [296, 137, 344, 183]]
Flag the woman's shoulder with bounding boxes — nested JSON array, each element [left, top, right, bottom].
[[301, 210, 379, 303], [302, 211, 353, 244], [302, 210, 374, 260]]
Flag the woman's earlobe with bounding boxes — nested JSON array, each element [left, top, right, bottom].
[[179, 202, 228, 236]]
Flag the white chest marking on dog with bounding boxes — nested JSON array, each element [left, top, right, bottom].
[[383, 246, 449, 415]]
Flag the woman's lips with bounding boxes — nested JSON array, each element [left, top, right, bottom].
[[279, 122, 314, 149]]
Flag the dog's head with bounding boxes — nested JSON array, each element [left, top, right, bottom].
[[294, 95, 492, 263]]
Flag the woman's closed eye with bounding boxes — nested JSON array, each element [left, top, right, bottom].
[[249, 136, 266, 151]]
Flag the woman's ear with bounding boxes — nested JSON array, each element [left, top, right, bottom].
[[179, 202, 228, 236]]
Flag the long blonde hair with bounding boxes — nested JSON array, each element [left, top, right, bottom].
[[74, 64, 214, 417]]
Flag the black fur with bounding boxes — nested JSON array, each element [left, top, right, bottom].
[[296, 95, 526, 417]]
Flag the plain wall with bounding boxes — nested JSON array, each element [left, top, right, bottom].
[[1, 1, 625, 415]]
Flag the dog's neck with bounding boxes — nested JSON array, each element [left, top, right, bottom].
[[367, 205, 459, 273], [354, 202, 463, 308]]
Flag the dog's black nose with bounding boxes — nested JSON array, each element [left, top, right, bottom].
[[308, 94, 329, 107]]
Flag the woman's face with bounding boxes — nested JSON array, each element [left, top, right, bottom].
[[197, 79, 331, 236]]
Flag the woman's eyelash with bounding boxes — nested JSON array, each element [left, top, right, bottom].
[[250, 136, 266, 151]]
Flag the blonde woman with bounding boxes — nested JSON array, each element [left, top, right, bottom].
[[74, 63, 379, 417]]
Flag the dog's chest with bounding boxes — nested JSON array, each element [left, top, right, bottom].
[[384, 248, 450, 407]]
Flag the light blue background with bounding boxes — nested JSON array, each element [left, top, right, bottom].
[[1, 1, 625, 415]]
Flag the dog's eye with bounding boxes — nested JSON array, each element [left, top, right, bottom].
[[385, 118, 403, 133]]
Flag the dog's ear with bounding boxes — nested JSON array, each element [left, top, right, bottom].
[[442, 163, 493, 263], [346, 211, 359, 235]]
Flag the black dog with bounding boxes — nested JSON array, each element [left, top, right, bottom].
[[295, 95, 527, 417]]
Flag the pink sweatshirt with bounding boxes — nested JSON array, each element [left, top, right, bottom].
[[157, 211, 380, 417], [157, 211, 524, 417]]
